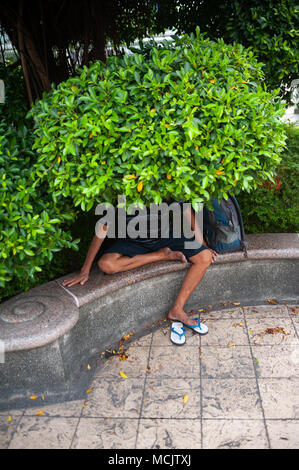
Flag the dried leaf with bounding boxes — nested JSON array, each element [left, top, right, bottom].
[[183, 395, 189, 404], [118, 354, 128, 361], [123, 332, 134, 341], [267, 299, 278, 304], [232, 302, 241, 306], [30, 395, 38, 400], [35, 410, 44, 416], [86, 388, 94, 394], [257, 327, 290, 338], [120, 371, 128, 379], [87, 364, 91, 370], [8, 416, 12, 422]]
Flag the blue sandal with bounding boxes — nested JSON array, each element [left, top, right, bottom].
[[186, 317, 208, 335], [170, 322, 186, 345]]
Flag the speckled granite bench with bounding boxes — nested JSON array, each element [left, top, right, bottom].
[[0, 233, 298, 409]]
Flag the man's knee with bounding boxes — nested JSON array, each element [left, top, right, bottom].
[[98, 256, 118, 274], [192, 248, 213, 266]]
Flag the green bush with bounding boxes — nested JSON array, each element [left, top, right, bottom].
[[0, 64, 79, 295], [221, 0, 299, 105], [30, 29, 287, 212], [238, 123, 299, 233]]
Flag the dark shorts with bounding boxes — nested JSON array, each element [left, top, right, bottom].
[[102, 234, 208, 262]]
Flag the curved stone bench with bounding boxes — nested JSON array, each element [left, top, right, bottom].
[[0, 233, 298, 409]]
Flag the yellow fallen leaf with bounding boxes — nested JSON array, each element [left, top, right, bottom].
[[232, 302, 241, 305], [120, 371, 128, 379], [267, 299, 278, 304], [35, 410, 44, 416], [125, 174, 136, 180], [87, 364, 91, 370], [8, 416, 12, 422], [123, 332, 134, 341], [30, 395, 38, 400], [86, 388, 94, 394], [183, 395, 189, 404]]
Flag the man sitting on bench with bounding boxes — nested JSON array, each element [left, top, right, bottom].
[[62, 202, 217, 331]]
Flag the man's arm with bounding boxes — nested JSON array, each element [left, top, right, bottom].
[[62, 224, 107, 287], [183, 205, 217, 262]]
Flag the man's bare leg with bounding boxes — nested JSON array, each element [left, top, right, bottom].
[[167, 249, 213, 326], [98, 247, 187, 274]]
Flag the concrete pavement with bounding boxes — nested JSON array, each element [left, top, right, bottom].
[[1, 301, 298, 449]]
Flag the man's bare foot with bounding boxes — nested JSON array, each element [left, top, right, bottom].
[[167, 303, 197, 326], [159, 247, 187, 263]]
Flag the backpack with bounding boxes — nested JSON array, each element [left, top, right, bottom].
[[203, 195, 248, 257]]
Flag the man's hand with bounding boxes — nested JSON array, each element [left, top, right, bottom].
[[62, 271, 89, 287], [209, 249, 218, 263]]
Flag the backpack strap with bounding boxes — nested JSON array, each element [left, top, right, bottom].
[[230, 196, 248, 258]]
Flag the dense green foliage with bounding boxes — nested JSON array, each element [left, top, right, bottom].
[[169, 0, 299, 105], [0, 64, 79, 292], [238, 124, 299, 233], [222, 0, 299, 105], [30, 30, 286, 214]]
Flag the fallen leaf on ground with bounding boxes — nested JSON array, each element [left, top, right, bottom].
[[123, 332, 134, 341], [30, 395, 38, 400], [35, 410, 44, 416], [232, 302, 241, 306], [86, 388, 94, 394], [120, 371, 128, 379], [257, 327, 290, 338], [8, 416, 12, 422], [118, 354, 128, 361], [267, 299, 278, 304], [183, 395, 189, 404]]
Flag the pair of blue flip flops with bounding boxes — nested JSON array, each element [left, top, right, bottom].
[[170, 318, 209, 345]]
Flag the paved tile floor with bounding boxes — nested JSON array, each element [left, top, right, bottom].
[[1, 303, 298, 449]]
